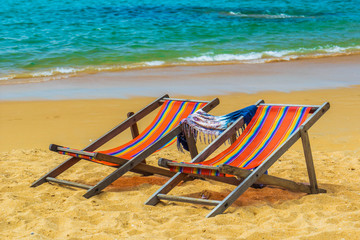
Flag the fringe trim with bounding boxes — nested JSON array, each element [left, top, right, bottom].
[[177, 123, 246, 153]]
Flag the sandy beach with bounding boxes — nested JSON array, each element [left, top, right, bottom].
[[1, 57, 360, 239]]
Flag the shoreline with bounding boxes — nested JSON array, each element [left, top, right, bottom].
[[1, 54, 360, 101], [1, 51, 360, 85]]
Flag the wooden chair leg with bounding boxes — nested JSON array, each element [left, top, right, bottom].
[[185, 130, 198, 159], [127, 111, 152, 175], [300, 126, 319, 194], [127, 112, 140, 139]]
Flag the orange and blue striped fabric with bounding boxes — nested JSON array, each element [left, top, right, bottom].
[[169, 105, 311, 176], [59, 100, 206, 166]]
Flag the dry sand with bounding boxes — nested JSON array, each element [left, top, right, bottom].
[[1, 86, 360, 238]]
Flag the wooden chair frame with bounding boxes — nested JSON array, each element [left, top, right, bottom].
[[31, 94, 219, 199], [145, 100, 330, 218]]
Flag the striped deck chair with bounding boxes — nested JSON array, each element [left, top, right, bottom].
[[31, 94, 219, 198], [146, 100, 330, 218]]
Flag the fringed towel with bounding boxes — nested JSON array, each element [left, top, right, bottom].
[[177, 105, 257, 152]]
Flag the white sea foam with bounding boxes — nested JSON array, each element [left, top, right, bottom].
[[0, 75, 15, 81], [143, 61, 165, 66], [178, 45, 360, 64], [31, 67, 79, 77], [179, 51, 294, 62], [320, 45, 360, 53], [262, 50, 294, 57], [179, 53, 263, 62], [228, 11, 307, 19]]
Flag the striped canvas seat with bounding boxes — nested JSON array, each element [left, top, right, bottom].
[[147, 101, 329, 218], [169, 105, 311, 176], [58, 100, 207, 166], [33, 95, 219, 199]]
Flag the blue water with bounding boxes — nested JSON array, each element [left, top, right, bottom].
[[1, 0, 360, 82]]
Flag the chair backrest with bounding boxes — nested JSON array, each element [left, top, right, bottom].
[[100, 100, 207, 160], [170, 105, 311, 176]]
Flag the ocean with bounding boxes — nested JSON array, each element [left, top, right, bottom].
[[1, 0, 360, 83]]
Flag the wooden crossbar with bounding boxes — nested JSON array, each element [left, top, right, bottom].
[[51, 145, 95, 157], [49, 144, 173, 177], [259, 103, 319, 113], [46, 177, 93, 190], [160, 98, 209, 103]]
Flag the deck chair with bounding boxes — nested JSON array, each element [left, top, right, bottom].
[[31, 94, 219, 198], [146, 100, 330, 218]]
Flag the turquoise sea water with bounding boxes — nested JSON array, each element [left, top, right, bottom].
[[1, 0, 360, 82]]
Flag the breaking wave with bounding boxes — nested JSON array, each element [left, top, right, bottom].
[[1, 45, 359, 84]]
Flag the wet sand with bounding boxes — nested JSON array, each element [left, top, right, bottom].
[[1, 54, 359, 100]]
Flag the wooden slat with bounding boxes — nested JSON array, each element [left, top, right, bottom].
[[31, 94, 169, 188], [157, 194, 221, 206], [260, 103, 320, 107], [161, 98, 210, 103], [55, 146, 96, 157], [260, 103, 320, 113], [201, 98, 220, 113], [46, 177, 92, 190]]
